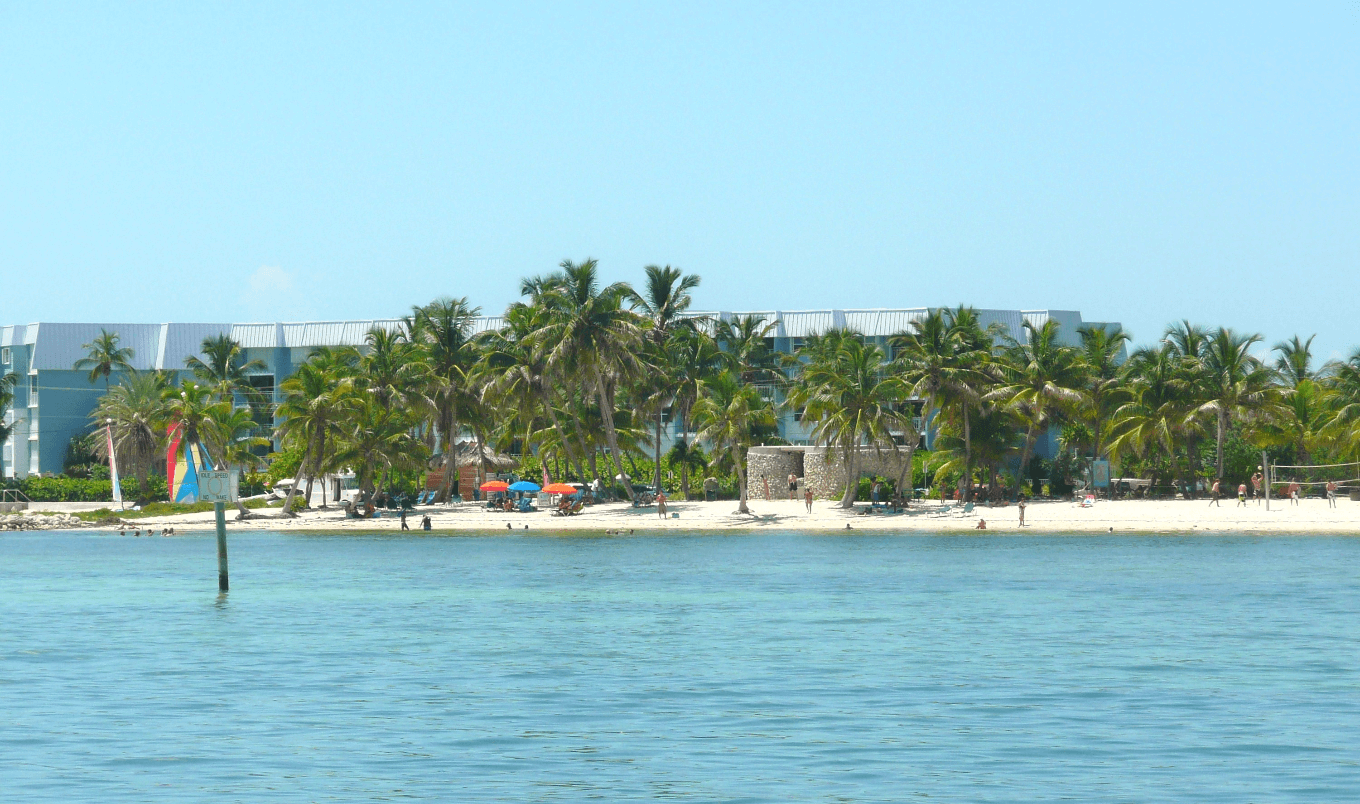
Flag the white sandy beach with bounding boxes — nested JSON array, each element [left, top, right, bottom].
[[68, 494, 1360, 535]]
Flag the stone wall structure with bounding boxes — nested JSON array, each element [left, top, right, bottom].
[[748, 445, 914, 500]]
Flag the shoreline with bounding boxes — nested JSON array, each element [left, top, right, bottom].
[[57, 497, 1360, 536]]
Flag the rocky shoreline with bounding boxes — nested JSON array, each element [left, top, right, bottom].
[[2, 512, 87, 531]]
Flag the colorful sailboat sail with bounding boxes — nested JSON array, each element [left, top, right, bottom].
[[106, 424, 122, 508], [167, 423, 185, 501]]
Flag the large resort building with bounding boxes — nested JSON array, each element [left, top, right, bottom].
[[1, 309, 1123, 479]]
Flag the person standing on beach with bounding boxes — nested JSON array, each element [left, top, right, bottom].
[[1018, 498, 1026, 527], [1289, 482, 1301, 506], [1251, 470, 1263, 505], [400, 510, 410, 531], [1237, 483, 1247, 507], [1210, 479, 1222, 507], [656, 490, 667, 518], [788, 473, 798, 500], [1327, 480, 1338, 508], [804, 488, 813, 513]]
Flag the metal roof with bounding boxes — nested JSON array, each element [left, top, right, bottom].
[[6, 308, 1122, 369]]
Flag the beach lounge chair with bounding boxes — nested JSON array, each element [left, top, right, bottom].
[[953, 502, 975, 517], [553, 499, 584, 516], [1079, 494, 1095, 508], [930, 504, 955, 517]]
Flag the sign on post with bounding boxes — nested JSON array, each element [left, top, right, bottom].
[[199, 470, 240, 503], [1091, 460, 1111, 489]]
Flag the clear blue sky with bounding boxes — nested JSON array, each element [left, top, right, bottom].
[[2, 3, 1356, 359]]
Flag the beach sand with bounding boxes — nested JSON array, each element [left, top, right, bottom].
[[95, 495, 1360, 535]]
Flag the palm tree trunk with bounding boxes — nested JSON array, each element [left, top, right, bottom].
[[592, 365, 635, 501], [1216, 410, 1227, 479], [839, 440, 858, 508], [679, 405, 692, 499], [1016, 425, 1038, 500], [564, 407, 595, 483], [736, 446, 750, 514], [963, 404, 973, 500], [654, 411, 663, 492], [313, 428, 329, 507], [474, 426, 488, 493], [280, 458, 307, 518], [895, 438, 917, 508], [540, 389, 586, 481], [440, 409, 459, 503]]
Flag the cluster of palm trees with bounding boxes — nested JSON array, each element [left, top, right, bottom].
[[87, 334, 271, 510], [76, 271, 1360, 514], [267, 260, 787, 514]]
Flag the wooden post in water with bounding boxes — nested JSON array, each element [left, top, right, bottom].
[[215, 502, 229, 591]]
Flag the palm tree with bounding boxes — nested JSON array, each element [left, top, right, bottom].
[[1077, 324, 1132, 465], [989, 320, 1089, 496], [1196, 328, 1279, 479], [185, 334, 267, 403], [1108, 344, 1190, 495], [275, 353, 354, 512], [666, 327, 725, 498], [90, 370, 170, 504], [788, 330, 911, 508], [359, 326, 429, 413], [75, 329, 134, 393], [1319, 349, 1360, 459], [630, 264, 703, 491], [692, 371, 775, 514], [1273, 335, 1316, 388], [716, 315, 782, 385], [532, 258, 645, 500], [410, 298, 482, 502], [329, 395, 428, 499], [892, 308, 991, 492], [205, 404, 271, 518]]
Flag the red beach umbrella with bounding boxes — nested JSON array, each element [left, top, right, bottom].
[[479, 480, 509, 492], [542, 483, 578, 494]]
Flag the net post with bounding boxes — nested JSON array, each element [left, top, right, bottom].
[[1262, 451, 1270, 512]]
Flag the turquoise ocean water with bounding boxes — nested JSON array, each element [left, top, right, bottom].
[[4, 530, 1358, 802]]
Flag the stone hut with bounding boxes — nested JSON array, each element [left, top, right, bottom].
[[747, 445, 914, 500]]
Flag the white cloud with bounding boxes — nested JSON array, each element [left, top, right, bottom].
[[239, 265, 313, 323]]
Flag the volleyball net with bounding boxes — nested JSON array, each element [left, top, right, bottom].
[[1267, 460, 1360, 497]]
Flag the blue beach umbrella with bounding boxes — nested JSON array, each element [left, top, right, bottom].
[[508, 481, 541, 493]]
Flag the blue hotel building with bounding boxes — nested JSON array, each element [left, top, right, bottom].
[[1, 309, 1121, 479]]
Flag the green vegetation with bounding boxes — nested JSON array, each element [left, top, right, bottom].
[[46, 263, 1360, 508], [59, 498, 276, 522]]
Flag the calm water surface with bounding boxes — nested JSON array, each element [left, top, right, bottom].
[[3, 530, 1359, 802]]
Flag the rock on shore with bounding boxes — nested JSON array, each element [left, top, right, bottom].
[[1, 512, 85, 531]]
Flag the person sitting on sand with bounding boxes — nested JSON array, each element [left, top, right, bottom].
[[975, 518, 987, 530]]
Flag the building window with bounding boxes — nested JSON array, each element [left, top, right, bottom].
[[793, 407, 806, 422], [28, 374, 38, 405], [0, 348, 9, 365]]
